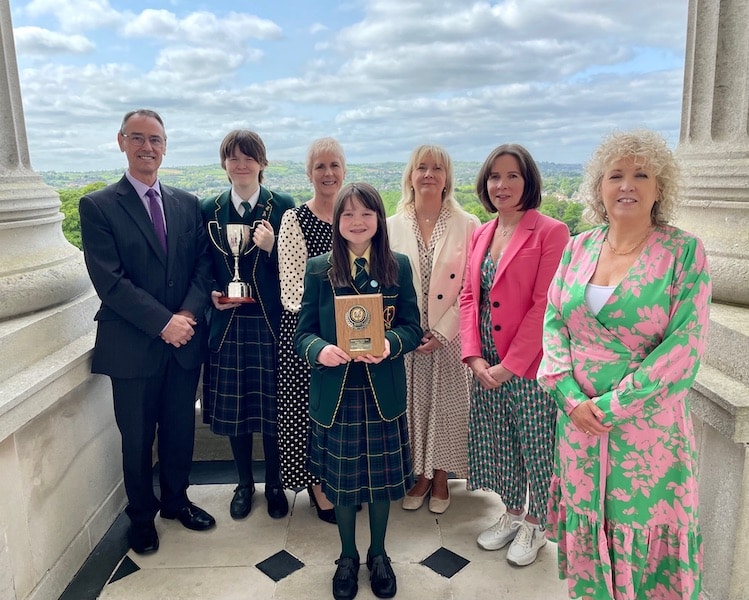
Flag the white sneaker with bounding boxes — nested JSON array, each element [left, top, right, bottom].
[[476, 512, 524, 550], [506, 521, 547, 566]]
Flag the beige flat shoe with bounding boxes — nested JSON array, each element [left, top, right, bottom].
[[402, 484, 431, 510], [428, 487, 450, 514]]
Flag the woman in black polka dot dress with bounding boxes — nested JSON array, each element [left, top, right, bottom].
[[277, 138, 346, 522]]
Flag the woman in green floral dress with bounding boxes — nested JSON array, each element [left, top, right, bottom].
[[538, 130, 711, 600]]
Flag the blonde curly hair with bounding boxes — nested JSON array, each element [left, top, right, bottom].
[[580, 129, 680, 226]]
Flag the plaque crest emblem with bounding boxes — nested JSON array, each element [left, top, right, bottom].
[[345, 304, 371, 330]]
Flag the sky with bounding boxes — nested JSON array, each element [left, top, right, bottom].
[[9, 0, 690, 172]]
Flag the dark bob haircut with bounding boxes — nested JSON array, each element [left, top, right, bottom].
[[474, 143, 542, 213]]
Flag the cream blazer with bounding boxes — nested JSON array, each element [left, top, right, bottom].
[[388, 204, 479, 343]]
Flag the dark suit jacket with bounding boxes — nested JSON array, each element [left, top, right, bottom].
[[294, 252, 422, 427], [200, 186, 294, 352], [79, 175, 212, 378]]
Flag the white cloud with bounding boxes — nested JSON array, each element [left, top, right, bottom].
[[149, 46, 250, 87], [121, 9, 282, 46], [23, 0, 121, 32], [14, 26, 94, 55], [119, 9, 179, 37], [12, 0, 689, 171]]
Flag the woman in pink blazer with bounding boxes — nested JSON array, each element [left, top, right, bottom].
[[459, 143, 568, 568]]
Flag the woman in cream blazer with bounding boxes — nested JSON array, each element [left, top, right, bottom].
[[388, 144, 479, 514]]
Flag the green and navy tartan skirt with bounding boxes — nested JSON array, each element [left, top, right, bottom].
[[202, 313, 278, 437], [307, 365, 413, 506]]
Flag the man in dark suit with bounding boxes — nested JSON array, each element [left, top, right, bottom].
[[79, 109, 215, 555]]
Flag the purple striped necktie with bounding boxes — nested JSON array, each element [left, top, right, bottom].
[[145, 188, 167, 254]]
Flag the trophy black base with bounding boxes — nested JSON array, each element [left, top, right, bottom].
[[218, 296, 256, 304]]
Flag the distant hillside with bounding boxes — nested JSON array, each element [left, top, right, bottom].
[[41, 160, 582, 200], [51, 160, 588, 250]]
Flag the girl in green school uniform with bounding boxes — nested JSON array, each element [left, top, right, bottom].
[[295, 182, 422, 600]]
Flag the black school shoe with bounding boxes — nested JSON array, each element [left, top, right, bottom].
[[230, 484, 255, 519], [367, 553, 396, 598], [333, 555, 360, 600], [265, 484, 289, 518]]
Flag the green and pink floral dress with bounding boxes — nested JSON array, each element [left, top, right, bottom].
[[538, 225, 711, 600]]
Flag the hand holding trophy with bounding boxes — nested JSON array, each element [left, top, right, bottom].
[[207, 221, 257, 304]]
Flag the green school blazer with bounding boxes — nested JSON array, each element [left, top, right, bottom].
[[294, 252, 422, 427], [200, 186, 294, 352]]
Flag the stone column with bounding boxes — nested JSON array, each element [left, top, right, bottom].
[[0, 0, 90, 321], [676, 0, 749, 306], [676, 2, 749, 600], [0, 5, 122, 600]]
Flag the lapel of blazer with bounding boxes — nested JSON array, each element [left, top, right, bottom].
[[210, 190, 234, 278], [116, 177, 167, 267], [211, 189, 233, 227], [471, 220, 495, 292], [253, 186, 276, 225], [493, 209, 538, 284], [391, 214, 421, 290]]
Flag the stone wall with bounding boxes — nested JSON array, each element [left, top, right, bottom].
[[689, 304, 749, 600], [0, 292, 125, 600]]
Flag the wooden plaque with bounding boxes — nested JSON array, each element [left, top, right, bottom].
[[334, 293, 385, 358]]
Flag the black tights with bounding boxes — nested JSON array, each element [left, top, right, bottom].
[[229, 433, 281, 488]]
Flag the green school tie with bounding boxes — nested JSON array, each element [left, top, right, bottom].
[[353, 257, 369, 292], [240, 201, 252, 223]]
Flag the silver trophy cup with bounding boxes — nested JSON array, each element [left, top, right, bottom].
[[208, 221, 256, 303]]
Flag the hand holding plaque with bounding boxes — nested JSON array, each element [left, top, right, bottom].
[[335, 293, 385, 357], [207, 221, 257, 304]]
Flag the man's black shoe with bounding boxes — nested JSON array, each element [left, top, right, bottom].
[[265, 484, 289, 519], [230, 484, 255, 519], [129, 521, 159, 554], [160, 503, 216, 531], [367, 553, 396, 598], [332, 555, 360, 600]]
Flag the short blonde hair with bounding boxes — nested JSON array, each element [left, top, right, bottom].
[[580, 129, 679, 226], [306, 137, 346, 176], [397, 144, 458, 212]]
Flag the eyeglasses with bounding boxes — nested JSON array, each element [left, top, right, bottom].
[[121, 133, 165, 148]]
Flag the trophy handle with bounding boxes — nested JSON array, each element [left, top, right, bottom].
[[207, 221, 229, 257], [239, 220, 264, 256]]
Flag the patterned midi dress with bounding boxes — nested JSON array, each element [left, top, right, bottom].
[[277, 204, 332, 488], [402, 209, 471, 479], [538, 226, 711, 600], [466, 251, 557, 522]]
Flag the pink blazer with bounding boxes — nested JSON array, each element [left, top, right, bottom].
[[459, 209, 569, 379]]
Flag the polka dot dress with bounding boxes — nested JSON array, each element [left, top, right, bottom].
[[276, 204, 332, 488]]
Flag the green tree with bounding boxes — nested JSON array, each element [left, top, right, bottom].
[[59, 182, 106, 249], [539, 195, 586, 235]]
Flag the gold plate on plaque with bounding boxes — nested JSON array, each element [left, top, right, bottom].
[[334, 293, 385, 357]]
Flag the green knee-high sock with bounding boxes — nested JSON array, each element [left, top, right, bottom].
[[368, 501, 390, 558], [335, 505, 358, 560]]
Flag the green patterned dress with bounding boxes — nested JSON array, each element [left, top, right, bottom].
[[538, 226, 711, 600]]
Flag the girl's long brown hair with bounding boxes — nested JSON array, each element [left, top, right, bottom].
[[329, 182, 398, 289]]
